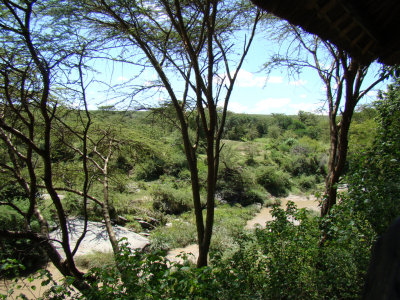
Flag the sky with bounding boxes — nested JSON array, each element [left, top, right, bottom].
[[223, 32, 389, 115], [84, 31, 389, 116]]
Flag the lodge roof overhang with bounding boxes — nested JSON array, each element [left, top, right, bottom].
[[251, 0, 400, 65]]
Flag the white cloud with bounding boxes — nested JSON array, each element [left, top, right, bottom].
[[300, 94, 307, 99], [243, 98, 322, 114], [235, 70, 266, 87], [216, 70, 282, 88], [117, 76, 128, 82], [289, 79, 307, 86], [267, 76, 283, 84], [366, 90, 378, 99], [250, 98, 291, 114], [228, 101, 249, 113], [289, 102, 318, 113]]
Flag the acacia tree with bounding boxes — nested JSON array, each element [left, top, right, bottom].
[[54, 122, 124, 254], [0, 0, 133, 292], [68, 0, 261, 267], [0, 0, 93, 290], [269, 24, 390, 216]]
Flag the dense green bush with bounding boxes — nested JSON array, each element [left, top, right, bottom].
[[318, 196, 376, 298], [347, 79, 400, 235], [214, 200, 375, 299], [297, 175, 317, 191], [19, 241, 221, 300], [135, 158, 165, 181], [216, 167, 266, 206], [11, 201, 375, 299], [223, 114, 267, 141], [0, 186, 47, 277], [150, 218, 197, 251], [256, 166, 292, 197], [152, 184, 194, 215], [290, 155, 320, 176]]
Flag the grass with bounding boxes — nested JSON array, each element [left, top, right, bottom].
[[75, 251, 115, 270], [221, 139, 267, 165], [149, 203, 261, 252]]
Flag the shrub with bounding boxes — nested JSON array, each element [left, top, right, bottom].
[[216, 167, 266, 206], [296, 175, 317, 191], [213, 200, 375, 299], [241, 189, 266, 206], [114, 155, 133, 172], [7, 201, 375, 299], [135, 158, 165, 181], [267, 125, 281, 139], [75, 251, 115, 270], [150, 219, 197, 251], [35, 241, 222, 300], [152, 185, 194, 215], [256, 166, 292, 197], [347, 80, 400, 235], [317, 195, 376, 298], [290, 155, 319, 176], [163, 152, 188, 177], [0, 195, 47, 277], [210, 204, 260, 257]]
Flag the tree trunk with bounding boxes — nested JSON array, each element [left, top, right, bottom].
[[102, 172, 119, 254], [321, 177, 338, 216], [321, 110, 353, 216], [321, 59, 359, 217]]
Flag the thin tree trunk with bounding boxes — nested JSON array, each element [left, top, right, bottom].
[[102, 171, 119, 253]]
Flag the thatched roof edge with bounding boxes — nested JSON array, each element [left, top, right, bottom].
[[251, 0, 400, 65]]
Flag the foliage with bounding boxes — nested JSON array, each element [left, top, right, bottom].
[[214, 200, 375, 299], [297, 175, 318, 191], [75, 251, 115, 270], [347, 79, 400, 234], [37, 241, 222, 300], [223, 113, 267, 141], [216, 166, 266, 206], [318, 195, 376, 298], [256, 166, 292, 197], [150, 218, 197, 251], [209, 204, 259, 256], [150, 204, 259, 252], [0, 185, 47, 277], [348, 105, 377, 153], [152, 183, 196, 215], [223, 112, 329, 142], [1, 0, 388, 296], [4, 200, 376, 299], [135, 158, 166, 181]]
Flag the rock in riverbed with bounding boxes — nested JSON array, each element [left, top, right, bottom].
[[49, 218, 149, 258]]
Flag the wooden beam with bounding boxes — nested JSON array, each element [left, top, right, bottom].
[[335, 0, 379, 45], [320, 0, 337, 14]]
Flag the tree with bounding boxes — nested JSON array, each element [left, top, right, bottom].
[[268, 24, 390, 216], [68, 0, 261, 266], [0, 0, 134, 292], [0, 0, 93, 291], [55, 122, 125, 254]]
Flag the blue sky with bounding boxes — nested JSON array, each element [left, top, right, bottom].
[[224, 32, 388, 115], [85, 31, 389, 115]]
